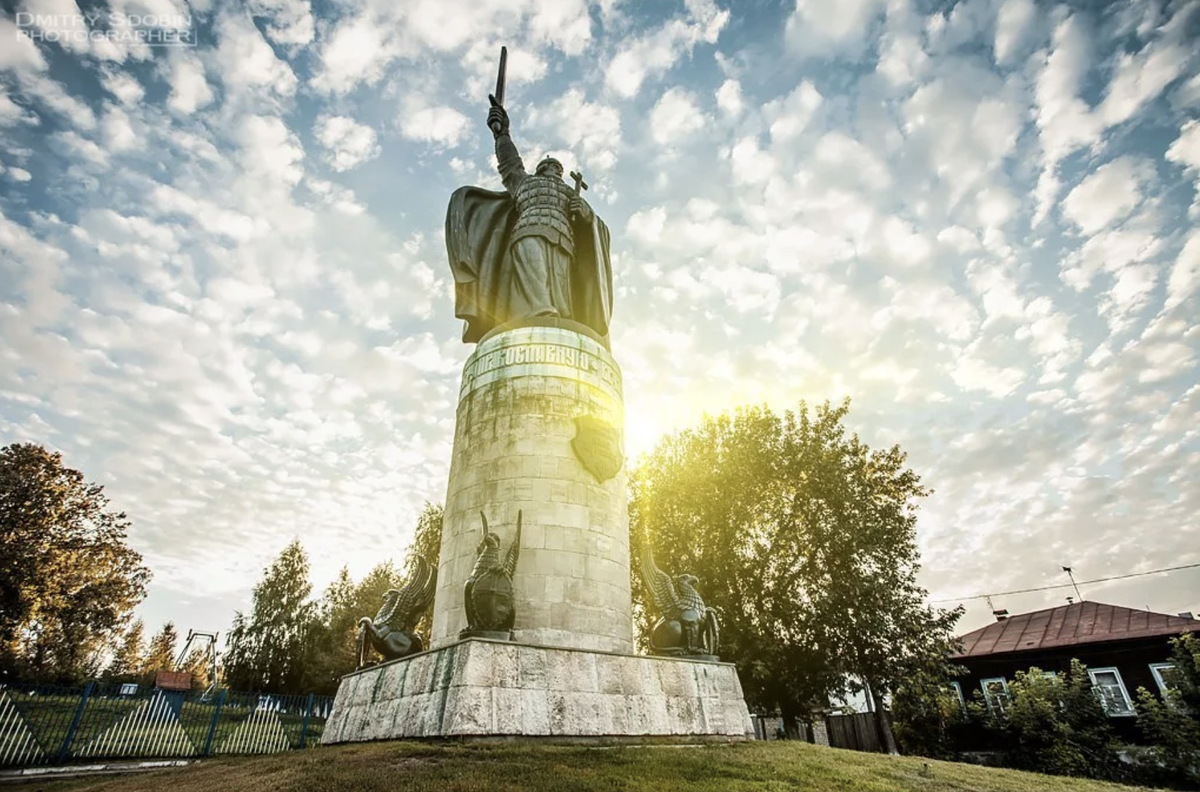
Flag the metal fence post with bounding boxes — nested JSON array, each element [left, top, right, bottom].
[[57, 681, 94, 763], [201, 689, 227, 756], [297, 692, 315, 748]]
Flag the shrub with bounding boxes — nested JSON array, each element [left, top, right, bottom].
[[1133, 634, 1200, 789], [980, 660, 1127, 782]]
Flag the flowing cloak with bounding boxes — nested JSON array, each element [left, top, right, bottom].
[[445, 186, 613, 344]]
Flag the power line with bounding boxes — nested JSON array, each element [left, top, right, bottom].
[[931, 562, 1200, 604]]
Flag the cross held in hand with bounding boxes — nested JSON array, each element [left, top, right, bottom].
[[570, 170, 588, 194]]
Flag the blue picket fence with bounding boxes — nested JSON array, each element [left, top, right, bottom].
[[0, 681, 333, 768]]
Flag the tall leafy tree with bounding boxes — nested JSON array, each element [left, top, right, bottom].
[[0, 443, 150, 682], [223, 540, 315, 694], [629, 400, 961, 747], [103, 618, 146, 683], [144, 621, 179, 678]]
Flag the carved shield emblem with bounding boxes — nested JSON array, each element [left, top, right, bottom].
[[571, 415, 624, 483]]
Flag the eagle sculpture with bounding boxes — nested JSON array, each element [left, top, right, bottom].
[[461, 510, 521, 636], [640, 539, 720, 658], [356, 555, 437, 668]]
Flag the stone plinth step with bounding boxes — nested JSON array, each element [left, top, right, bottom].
[[322, 638, 754, 742]]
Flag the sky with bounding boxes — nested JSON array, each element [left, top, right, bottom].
[[1, 0, 1198, 650]]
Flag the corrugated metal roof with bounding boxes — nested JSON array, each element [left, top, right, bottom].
[[953, 601, 1199, 658]]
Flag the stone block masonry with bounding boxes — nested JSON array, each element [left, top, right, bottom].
[[321, 639, 754, 741], [431, 324, 632, 654]]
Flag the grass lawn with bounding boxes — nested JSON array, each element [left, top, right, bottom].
[[37, 740, 1163, 792]]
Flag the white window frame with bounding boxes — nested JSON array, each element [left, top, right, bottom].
[[980, 677, 1009, 713], [1149, 662, 1182, 696], [949, 681, 965, 708], [1088, 667, 1136, 717]]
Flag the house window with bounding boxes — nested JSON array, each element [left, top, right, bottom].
[[1088, 667, 1135, 716], [1149, 663, 1179, 695], [949, 681, 965, 708], [981, 677, 1009, 713]]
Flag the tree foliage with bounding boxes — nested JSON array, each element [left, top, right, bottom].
[[629, 400, 961, 731], [1134, 633, 1200, 788], [103, 618, 146, 683], [890, 659, 968, 759], [144, 621, 179, 678], [223, 540, 314, 694], [0, 443, 150, 682], [979, 661, 1126, 781], [224, 504, 444, 696]]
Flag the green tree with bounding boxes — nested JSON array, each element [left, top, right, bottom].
[[1134, 633, 1200, 788], [0, 443, 151, 682], [890, 660, 967, 759], [103, 618, 146, 683], [143, 621, 179, 684], [629, 400, 961, 748], [223, 540, 315, 694]]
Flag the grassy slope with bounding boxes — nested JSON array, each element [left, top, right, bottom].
[[42, 741, 1160, 792]]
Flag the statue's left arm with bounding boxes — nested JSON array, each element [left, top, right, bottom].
[[569, 194, 594, 225]]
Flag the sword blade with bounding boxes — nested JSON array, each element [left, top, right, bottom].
[[495, 46, 507, 107]]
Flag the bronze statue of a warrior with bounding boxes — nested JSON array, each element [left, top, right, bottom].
[[356, 556, 437, 667], [461, 510, 522, 638], [445, 47, 613, 343], [640, 538, 720, 659]]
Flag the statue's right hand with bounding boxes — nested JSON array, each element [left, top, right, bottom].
[[487, 97, 509, 136]]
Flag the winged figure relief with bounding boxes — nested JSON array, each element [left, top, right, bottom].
[[356, 555, 437, 668], [640, 538, 720, 658]]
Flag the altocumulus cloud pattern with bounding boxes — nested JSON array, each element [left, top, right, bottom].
[[0, 0, 1198, 634]]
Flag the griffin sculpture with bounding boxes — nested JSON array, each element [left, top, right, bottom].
[[461, 510, 521, 638], [640, 540, 720, 658], [356, 556, 437, 668]]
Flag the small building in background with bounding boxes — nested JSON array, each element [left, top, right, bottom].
[[951, 600, 1198, 741]]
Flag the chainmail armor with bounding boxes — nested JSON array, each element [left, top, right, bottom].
[[495, 132, 576, 255], [511, 175, 575, 256]]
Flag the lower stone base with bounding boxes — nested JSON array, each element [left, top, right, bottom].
[[321, 638, 754, 741]]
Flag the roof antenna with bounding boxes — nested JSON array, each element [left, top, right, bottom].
[[1062, 566, 1083, 601]]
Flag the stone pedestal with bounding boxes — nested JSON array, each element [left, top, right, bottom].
[[321, 639, 754, 741], [431, 322, 632, 654], [324, 320, 755, 743]]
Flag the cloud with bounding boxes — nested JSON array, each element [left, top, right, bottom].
[[3, 0, 1199, 652], [649, 87, 703, 146], [1097, 2, 1196, 128], [246, 0, 315, 47], [526, 89, 622, 172], [211, 12, 299, 101], [1167, 119, 1200, 217], [785, 0, 887, 59], [1032, 13, 1102, 224], [1061, 156, 1153, 236], [1166, 231, 1200, 311], [993, 0, 1038, 67], [605, 0, 728, 97], [315, 115, 380, 171], [166, 52, 215, 114], [715, 79, 743, 118], [398, 102, 470, 148]]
